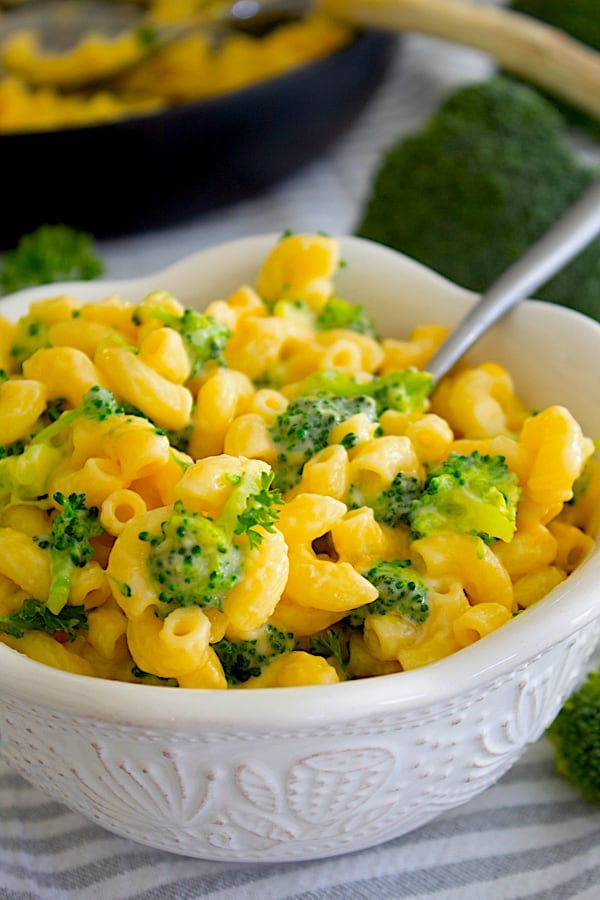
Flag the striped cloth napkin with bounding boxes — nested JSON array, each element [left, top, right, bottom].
[[2, 20, 600, 900]]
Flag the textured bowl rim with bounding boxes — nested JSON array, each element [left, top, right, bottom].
[[1, 233, 599, 730]]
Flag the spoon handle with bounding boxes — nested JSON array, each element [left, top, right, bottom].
[[426, 179, 600, 384]]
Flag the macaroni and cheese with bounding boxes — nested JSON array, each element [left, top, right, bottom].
[[0, 232, 597, 688], [0, 3, 352, 132]]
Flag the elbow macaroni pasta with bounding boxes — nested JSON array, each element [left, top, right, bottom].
[[0, 232, 596, 688]]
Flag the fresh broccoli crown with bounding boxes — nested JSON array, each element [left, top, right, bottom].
[[546, 666, 600, 804], [293, 369, 433, 415], [269, 392, 378, 492], [0, 597, 88, 642], [10, 315, 50, 369], [315, 296, 377, 337], [0, 225, 104, 297], [349, 470, 422, 527], [213, 624, 296, 684], [368, 369, 433, 415], [141, 500, 242, 615], [34, 491, 103, 615], [356, 76, 600, 321], [31, 385, 124, 448], [139, 304, 231, 377], [349, 559, 429, 627], [409, 451, 520, 543]]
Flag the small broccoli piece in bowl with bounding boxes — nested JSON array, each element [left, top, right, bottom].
[[315, 296, 377, 337], [547, 666, 600, 804], [140, 467, 283, 617], [213, 624, 296, 685], [0, 597, 88, 642], [134, 302, 231, 378], [409, 451, 521, 543], [348, 559, 430, 627], [269, 392, 378, 492], [368, 370, 433, 416], [352, 470, 422, 528], [356, 77, 600, 321], [0, 386, 123, 508], [141, 501, 242, 615], [34, 492, 104, 615], [10, 314, 50, 370]]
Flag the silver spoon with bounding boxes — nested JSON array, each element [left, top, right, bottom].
[[426, 179, 600, 385]]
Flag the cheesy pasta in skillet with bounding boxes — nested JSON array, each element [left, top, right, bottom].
[[0, 233, 597, 688]]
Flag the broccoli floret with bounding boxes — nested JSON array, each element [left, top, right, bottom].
[[509, 0, 600, 139], [315, 296, 377, 337], [409, 451, 521, 543], [34, 492, 103, 615], [213, 624, 296, 684], [0, 438, 27, 460], [135, 304, 230, 378], [0, 225, 103, 296], [356, 77, 600, 321], [0, 387, 122, 508], [141, 502, 241, 615], [140, 469, 282, 616], [31, 385, 123, 447], [546, 666, 600, 804], [269, 392, 378, 492], [349, 470, 422, 528], [348, 559, 429, 627], [294, 369, 433, 416], [10, 315, 50, 369], [368, 370, 433, 416], [0, 597, 88, 642]]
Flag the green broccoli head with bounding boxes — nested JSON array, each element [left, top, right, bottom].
[[368, 370, 433, 416], [348, 559, 430, 626], [409, 451, 521, 543], [141, 500, 242, 617], [349, 470, 422, 528], [315, 296, 377, 337], [356, 77, 600, 321], [269, 392, 378, 492], [0, 387, 123, 508], [31, 385, 124, 447], [34, 491, 104, 615], [213, 624, 296, 684], [547, 666, 600, 804], [293, 369, 433, 416], [0, 225, 104, 297], [135, 303, 231, 378], [141, 468, 282, 615]]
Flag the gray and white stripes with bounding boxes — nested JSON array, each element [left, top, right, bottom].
[[1, 740, 599, 899]]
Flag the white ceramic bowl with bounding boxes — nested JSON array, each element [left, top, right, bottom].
[[0, 235, 599, 863]]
